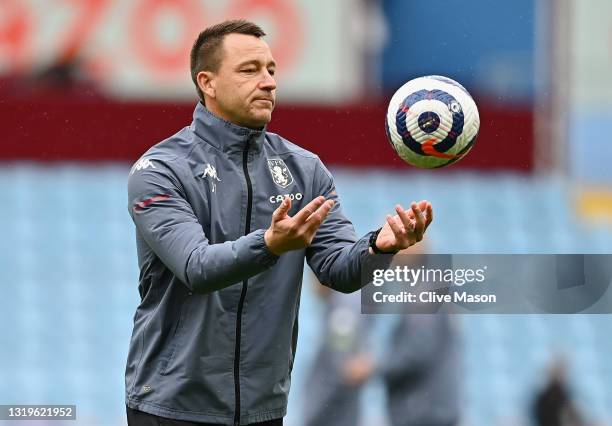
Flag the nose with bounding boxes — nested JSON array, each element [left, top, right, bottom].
[[259, 70, 276, 91]]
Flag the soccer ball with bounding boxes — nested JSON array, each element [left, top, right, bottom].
[[385, 75, 480, 168]]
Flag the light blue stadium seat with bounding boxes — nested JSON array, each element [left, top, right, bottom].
[[2, 165, 612, 426]]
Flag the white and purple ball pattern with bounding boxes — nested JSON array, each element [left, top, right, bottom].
[[385, 75, 480, 168]]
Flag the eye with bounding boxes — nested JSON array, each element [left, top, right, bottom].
[[241, 68, 256, 74], [268, 68, 276, 76]]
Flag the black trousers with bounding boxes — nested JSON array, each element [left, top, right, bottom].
[[126, 407, 283, 426]]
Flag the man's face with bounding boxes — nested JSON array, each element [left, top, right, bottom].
[[203, 33, 277, 129]]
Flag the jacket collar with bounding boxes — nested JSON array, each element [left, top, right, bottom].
[[191, 102, 267, 153]]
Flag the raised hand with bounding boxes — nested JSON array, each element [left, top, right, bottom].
[[374, 200, 433, 253], [264, 196, 335, 255]]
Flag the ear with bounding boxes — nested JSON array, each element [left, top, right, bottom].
[[197, 71, 216, 99]]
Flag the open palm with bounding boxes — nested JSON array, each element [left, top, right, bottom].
[[375, 200, 433, 252]]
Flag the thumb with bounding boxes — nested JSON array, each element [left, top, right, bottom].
[[272, 196, 291, 222]]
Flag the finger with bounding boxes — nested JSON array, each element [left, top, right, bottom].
[[404, 210, 415, 220], [411, 202, 425, 238], [424, 202, 433, 230], [403, 201, 428, 219], [293, 196, 326, 223], [306, 197, 335, 221], [305, 200, 335, 231], [395, 204, 414, 231], [417, 200, 429, 212], [386, 214, 408, 246], [409, 201, 432, 230], [386, 214, 401, 233], [272, 196, 292, 222]]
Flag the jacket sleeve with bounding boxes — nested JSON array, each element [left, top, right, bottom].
[[128, 159, 278, 294], [306, 160, 374, 293]]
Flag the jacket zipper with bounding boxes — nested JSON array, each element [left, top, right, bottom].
[[234, 142, 252, 426]]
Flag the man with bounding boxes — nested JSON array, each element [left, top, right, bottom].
[[382, 315, 460, 426], [125, 20, 432, 426], [302, 275, 372, 426], [381, 245, 459, 426]]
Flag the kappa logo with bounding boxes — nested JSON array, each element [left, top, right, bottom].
[[267, 159, 294, 188], [130, 158, 156, 175], [201, 163, 221, 192]]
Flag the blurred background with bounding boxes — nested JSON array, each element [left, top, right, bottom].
[[1, 0, 612, 425]]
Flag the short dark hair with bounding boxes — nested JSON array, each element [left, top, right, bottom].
[[190, 19, 266, 102]]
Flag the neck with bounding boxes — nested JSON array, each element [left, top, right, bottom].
[[192, 103, 267, 153], [204, 100, 263, 130]]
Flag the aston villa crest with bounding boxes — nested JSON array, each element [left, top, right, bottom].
[[267, 159, 294, 188]]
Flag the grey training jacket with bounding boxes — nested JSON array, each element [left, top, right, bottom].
[[125, 103, 372, 425]]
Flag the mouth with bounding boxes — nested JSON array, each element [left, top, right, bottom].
[[253, 98, 274, 107]]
